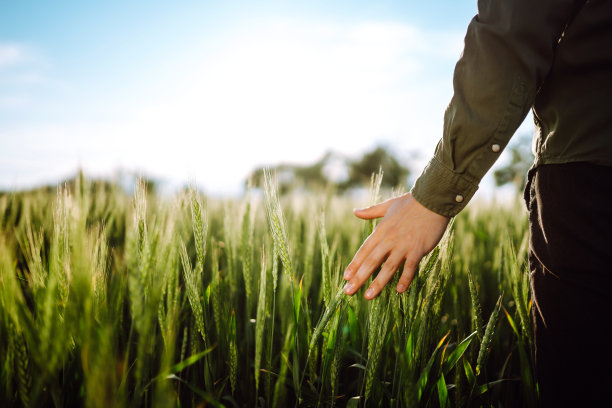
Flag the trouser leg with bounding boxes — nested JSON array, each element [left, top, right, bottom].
[[528, 162, 612, 407]]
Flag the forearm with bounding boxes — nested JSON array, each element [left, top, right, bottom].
[[412, 0, 585, 217]]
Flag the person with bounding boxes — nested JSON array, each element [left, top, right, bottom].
[[342, 0, 612, 406]]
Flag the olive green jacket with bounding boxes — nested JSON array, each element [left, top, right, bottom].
[[411, 0, 612, 217]]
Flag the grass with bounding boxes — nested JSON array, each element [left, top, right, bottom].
[[0, 172, 536, 407]]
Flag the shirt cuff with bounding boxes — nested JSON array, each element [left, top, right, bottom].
[[410, 157, 479, 217]]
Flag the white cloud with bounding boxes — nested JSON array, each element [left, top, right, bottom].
[[0, 42, 55, 113], [133, 20, 464, 164], [0, 94, 29, 108], [0, 43, 31, 67], [14, 72, 51, 85], [0, 19, 468, 194]]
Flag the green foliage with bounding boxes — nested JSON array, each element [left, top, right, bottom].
[[343, 146, 410, 189], [0, 175, 535, 407], [248, 146, 411, 194]]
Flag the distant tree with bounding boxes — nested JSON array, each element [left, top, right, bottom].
[[247, 156, 329, 194], [246, 145, 411, 194], [493, 135, 535, 191], [340, 146, 410, 190]]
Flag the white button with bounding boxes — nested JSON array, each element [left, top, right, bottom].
[[491, 144, 501, 153], [455, 194, 464, 203]]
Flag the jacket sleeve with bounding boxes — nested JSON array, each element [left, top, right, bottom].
[[411, 0, 584, 217]]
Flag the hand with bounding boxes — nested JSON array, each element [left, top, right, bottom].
[[343, 193, 449, 299]]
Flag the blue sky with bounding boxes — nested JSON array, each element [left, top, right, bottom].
[[0, 1, 532, 195]]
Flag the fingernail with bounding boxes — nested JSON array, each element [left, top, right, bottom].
[[343, 269, 351, 280], [397, 283, 406, 292], [365, 288, 374, 298], [344, 283, 354, 294]]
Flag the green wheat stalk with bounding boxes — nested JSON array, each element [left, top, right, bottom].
[[180, 240, 206, 342], [254, 247, 267, 394], [467, 269, 484, 344], [476, 293, 502, 376]]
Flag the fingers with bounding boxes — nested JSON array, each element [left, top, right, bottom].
[[397, 255, 419, 293], [353, 197, 395, 220], [363, 254, 404, 299], [344, 244, 390, 295], [346, 252, 422, 299], [344, 192, 445, 298], [346, 195, 408, 282], [344, 230, 383, 281]]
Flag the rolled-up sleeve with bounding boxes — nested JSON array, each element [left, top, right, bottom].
[[411, 0, 584, 217]]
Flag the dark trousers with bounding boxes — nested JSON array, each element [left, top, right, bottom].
[[527, 162, 612, 407]]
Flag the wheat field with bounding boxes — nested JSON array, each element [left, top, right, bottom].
[[0, 172, 536, 407]]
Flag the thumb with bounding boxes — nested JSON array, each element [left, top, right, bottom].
[[353, 198, 394, 220]]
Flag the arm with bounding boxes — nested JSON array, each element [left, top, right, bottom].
[[345, 0, 585, 299], [413, 0, 584, 217]]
